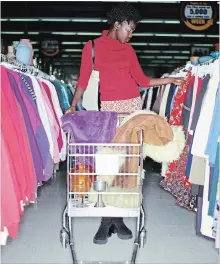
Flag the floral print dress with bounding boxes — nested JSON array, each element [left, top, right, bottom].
[[160, 71, 197, 210]]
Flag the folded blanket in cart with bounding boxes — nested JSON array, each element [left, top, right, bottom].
[[61, 111, 117, 143]]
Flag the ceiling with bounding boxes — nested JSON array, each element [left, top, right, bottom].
[[1, 1, 219, 74]]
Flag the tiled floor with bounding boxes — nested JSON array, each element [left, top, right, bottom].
[[1, 166, 219, 264]]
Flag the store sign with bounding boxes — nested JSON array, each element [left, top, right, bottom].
[[40, 39, 60, 57], [181, 2, 216, 31]]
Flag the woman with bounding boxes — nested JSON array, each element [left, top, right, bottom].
[[66, 3, 183, 245]]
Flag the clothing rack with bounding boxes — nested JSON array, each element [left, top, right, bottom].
[[0, 54, 55, 81]]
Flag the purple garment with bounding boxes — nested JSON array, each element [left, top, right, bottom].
[[7, 70, 44, 184], [61, 111, 118, 166], [18, 73, 53, 179], [61, 111, 117, 143]]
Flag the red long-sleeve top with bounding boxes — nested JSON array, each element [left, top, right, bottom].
[[77, 30, 151, 101]]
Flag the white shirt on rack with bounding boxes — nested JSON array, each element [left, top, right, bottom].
[[191, 59, 220, 158], [43, 80, 67, 161]]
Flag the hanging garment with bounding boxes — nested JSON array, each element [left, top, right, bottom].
[[18, 74, 53, 179], [190, 74, 211, 133], [42, 80, 67, 161], [208, 145, 219, 217], [30, 75, 55, 163], [1, 66, 37, 206], [17, 73, 51, 171], [160, 145, 196, 210], [38, 80, 60, 164], [191, 60, 219, 158], [159, 83, 170, 117], [205, 85, 220, 166], [7, 70, 44, 184], [160, 71, 197, 210], [200, 160, 215, 238], [53, 80, 73, 113], [187, 75, 203, 134], [182, 75, 195, 130], [165, 83, 177, 121], [1, 134, 20, 242], [41, 80, 63, 152]]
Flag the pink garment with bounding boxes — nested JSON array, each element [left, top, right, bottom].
[[40, 81, 63, 151], [1, 135, 20, 238], [1, 66, 37, 238], [38, 80, 60, 163]]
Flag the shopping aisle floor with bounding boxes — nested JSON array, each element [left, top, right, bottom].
[[1, 165, 219, 264]]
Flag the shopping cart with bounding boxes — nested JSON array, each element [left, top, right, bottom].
[[60, 113, 146, 264]]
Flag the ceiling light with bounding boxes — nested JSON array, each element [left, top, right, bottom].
[[149, 43, 169, 46], [1, 31, 24, 34], [155, 33, 180, 37], [71, 18, 107, 22], [152, 60, 167, 63], [63, 49, 82, 52], [143, 50, 161, 53], [130, 43, 148, 46], [28, 32, 39, 35], [41, 18, 71, 22], [193, 44, 213, 47], [141, 19, 164, 23], [62, 42, 86, 45], [31, 41, 38, 45], [139, 56, 155, 59], [144, 1, 180, 3], [133, 33, 154, 36], [77, 32, 100, 36], [161, 51, 179, 54], [1, 18, 8, 21], [164, 20, 180, 24], [156, 56, 173, 59], [206, 35, 219, 38], [141, 19, 180, 24], [9, 18, 39, 22], [181, 34, 205, 37], [181, 51, 190, 54], [171, 43, 191, 46], [52, 32, 100, 36], [174, 56, 189, 59], [169, 60, 182, 63]]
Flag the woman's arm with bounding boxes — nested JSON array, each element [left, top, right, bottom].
[[149, 77, 183, 86], [65, 41, 93, 113], [130, 47, 183, 87]]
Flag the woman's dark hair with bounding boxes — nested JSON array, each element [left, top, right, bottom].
[[107, 2, 141, 27]]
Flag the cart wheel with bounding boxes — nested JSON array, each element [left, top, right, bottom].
[[60, 228, 69, 249], [139, 229, 146, 248]]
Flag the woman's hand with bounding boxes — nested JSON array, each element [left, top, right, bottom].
[[65, 105, 76, 114], [171, 77, 184, 86]]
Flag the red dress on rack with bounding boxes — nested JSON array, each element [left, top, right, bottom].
[[160, 71, 196, 210]]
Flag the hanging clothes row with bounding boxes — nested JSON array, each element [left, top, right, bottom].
[[154, 58, 219, 251], [0, 55, 74, 245]]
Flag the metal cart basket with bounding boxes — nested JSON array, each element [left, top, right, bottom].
[[60, 113, 146, 264]]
